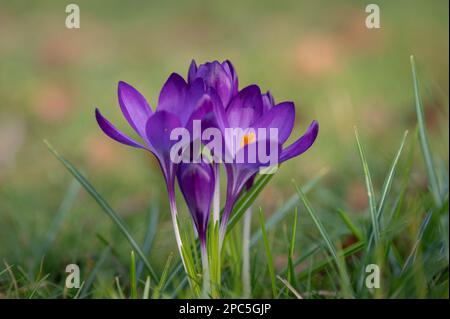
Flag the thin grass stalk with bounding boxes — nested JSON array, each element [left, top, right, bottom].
[[242, 206, 252, 298]]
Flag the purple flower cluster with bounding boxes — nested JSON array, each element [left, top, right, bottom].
[[96, 60, 318, 250]]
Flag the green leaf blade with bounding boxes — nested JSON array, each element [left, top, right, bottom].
[[354, 127, 380, 245], [45, 141, 158, 282], [410, 55, 442, 206]]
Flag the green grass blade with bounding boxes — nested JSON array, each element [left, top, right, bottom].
[[250, 167, 327, 246], [78, 246, 111, 298], [227, 174, 273, 234], [73, 281, 85, 299], [45, 140, 158, 282], [287, 208, 298, 288], [293, 181, 338, 262], [277, 275, 303, 299], [377, 130, 409, 219], [166, 170, 279, 291], [294, 183, 354, 297], [0, 264, 13, 279], [365, 131, 409, 252], [153, 253, 174, 299], [35, 179, 80, 264], [337, 209, 363, 241], [402, 212, 433, 272], [28, 274, 50, 299], [3, 261, 19, 298], [115, 277, 126, 299], [289, 207, 298, 260], [137, 203, 160, 281], [259, 208, 277, 297], [166, 168, 316, 293], [143, 276, 151, 299], [164, 261, 185, 294], [298, 241, 365, 280], [387, 128, 418, 227], [354, 127, 380, 245], [410, 55, 442, 205], [130, 251, 137, 299], [282, 245, 320, 274]]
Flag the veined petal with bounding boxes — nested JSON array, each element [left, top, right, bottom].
[[157, 73, 188, 115], [228, 108, 259, 131], [95, 108, 146, 149], [262, 91, 275, 113], [252, 101, 295, 145], [226, 85, 263, 128], [185, 95, 215, 132], [177, 162, 215, 241], [196, 61, 233, 106], [222, 60, 238, 96], [280, 120, 319, 163], [184, 78, 208, 125], [220, 163, 259, 233], [187, 59, 198, 83], [118, 81, 153, 139], [145, 110, 183, 154], [245, 174, 257, 190], [233, 138, 282, 169]]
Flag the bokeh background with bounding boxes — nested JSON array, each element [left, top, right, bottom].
[[0, 0, 448, 296]]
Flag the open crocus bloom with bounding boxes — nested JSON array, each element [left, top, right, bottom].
[[95, 73, 214, 262], [214, 84, 319, 238], [95, 59, 319, 263]]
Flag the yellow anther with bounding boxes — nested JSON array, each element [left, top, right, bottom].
[[240, 132, 256, 147]]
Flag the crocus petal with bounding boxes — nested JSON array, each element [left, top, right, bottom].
[[245, 174, 257, 190], [251, 101, 295, 145], [177, 162, 215, 242], [196, 61, 233, 106], [228, 108, 260, 131], [118, 81, 153, 139], [233, 137, 282, 169], [222, 60, 238, 96], [280, 120, 319, 163], [145, 110, 182, 154], [157, 73, 188, 118], [226, 85, 263, 128], [185, 95, 215, 132], [262, 91, 275, 113], [183, 94, 231, 163], [95, 108, 145, 149], [145, 110, 183, 181], [187, 59, 198, 83], [220, 163, 259, 235], [183, 78, 209, 125]]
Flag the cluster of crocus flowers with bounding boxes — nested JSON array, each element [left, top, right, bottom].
[[95, 60, 319, 279]]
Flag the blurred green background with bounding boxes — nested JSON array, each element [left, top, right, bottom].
[[0, 0, 448, 297]]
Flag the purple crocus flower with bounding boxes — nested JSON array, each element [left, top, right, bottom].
[[215, 84, 319, 239], [186, 59, 240, 227], [188, 60, 238, 108], [243, 91, 275, 190], [95, 59, 318, 264], [185, 60, 319, 241], [95, 73, 213, 263], [177, 162, 215, 247]]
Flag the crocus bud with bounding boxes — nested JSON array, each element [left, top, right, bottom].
[[188, 60, 238, 107], [177, 162, 215, 244]]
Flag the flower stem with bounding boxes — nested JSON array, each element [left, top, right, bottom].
[[167, 184, 188, 274], [200, 239, 210, 298], [213, 164, 220, 225], [242, 206, 252, 297], [218, 199, 234, 249]]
